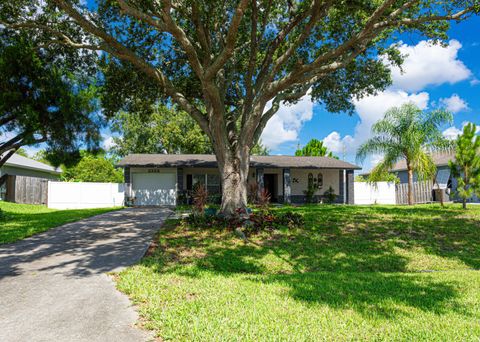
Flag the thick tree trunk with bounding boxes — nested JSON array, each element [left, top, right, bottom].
[[216, 148, 249, 217], [407, 167, 414, 205]]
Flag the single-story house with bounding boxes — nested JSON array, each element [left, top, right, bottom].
[[0, 154, 61, 202], [0, 154, 61, 180], [390, 152, 479, 203], [117, 154, 361, 206]]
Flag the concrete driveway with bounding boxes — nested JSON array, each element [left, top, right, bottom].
[[0, 207, 172, 342]]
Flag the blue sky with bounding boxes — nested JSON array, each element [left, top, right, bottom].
[[260, 16, 480, 171]]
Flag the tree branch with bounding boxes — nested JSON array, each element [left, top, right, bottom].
[[204, 0, 249, 80], [48, 0, 210, 135]]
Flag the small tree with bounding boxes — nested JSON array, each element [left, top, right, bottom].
[[449, 123, 480, 209], [357, 103, 452, 205], [62, 152, 123, 183], [295, 139, 336, 158], [111, 105, 213, 156]]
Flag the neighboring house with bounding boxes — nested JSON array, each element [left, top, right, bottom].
[[0, 154, 61, 202], [117, 154, 361, 206], [390, 152, 479, 203]]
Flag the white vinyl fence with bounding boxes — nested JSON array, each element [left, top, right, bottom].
[[354, 181, 396, 205], [48, 182, 125, 209]]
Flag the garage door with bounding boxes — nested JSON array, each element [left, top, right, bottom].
[[132, 173, 176, 206]]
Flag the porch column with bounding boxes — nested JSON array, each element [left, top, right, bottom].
[[283, 168, 291, 204], [256, 168, 264, 195], [124, 167, 131, 205], [177, 167, 184, 197], [346, 170, 354, 204], [338, 170, 345, 204]]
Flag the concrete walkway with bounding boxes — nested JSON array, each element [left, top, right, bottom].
[[0, 207, 172, 342]]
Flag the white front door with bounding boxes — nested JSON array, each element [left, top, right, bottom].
[[132, 172, 176, 206]]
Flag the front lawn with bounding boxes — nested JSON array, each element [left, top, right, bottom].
[[116, 204, 480, 341], [0, 201, 121, 244]]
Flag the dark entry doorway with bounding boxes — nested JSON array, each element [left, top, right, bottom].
[[263, 174, 278, 202]]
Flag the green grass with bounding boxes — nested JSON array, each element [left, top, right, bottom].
[[0, 201, 121, 244], [116, 204, 480, 341]]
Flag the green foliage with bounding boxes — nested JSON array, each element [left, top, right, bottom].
[[357, 103, 452, 203], [295, 139, 337, 158], [303, 184, 318, 204], [0, 202, 120, 244], [251, 140, 270, 156], [15, 148, 29, 158], [0, 32, 101, 167], [111, 105, 213, 156], [449, 123, 480, 209], [356, 172, 400, 184], [323, 186, 337, 204], [62, 151, 123, 183], [185, 209, 304, 236], [31, 150, 52, 166]]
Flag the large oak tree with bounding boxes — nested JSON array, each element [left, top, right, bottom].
[[2, 0, 478, 215]]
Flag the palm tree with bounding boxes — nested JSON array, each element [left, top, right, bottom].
[[356, 103, 452, 205]]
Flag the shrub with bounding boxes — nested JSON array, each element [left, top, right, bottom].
[[323, 186, 337, 203], [257, 189, 271, 209], [192, 184, 208, 214], [183, 208, 304, 236], [303, 184, 318, 203]]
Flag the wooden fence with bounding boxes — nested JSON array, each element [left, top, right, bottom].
[[396, 181, 433, 205], [4, 175, 48, 205]]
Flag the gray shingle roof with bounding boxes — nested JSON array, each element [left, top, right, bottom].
[[117, 154, 361, 170], [390, 152, 455, 172], [2, 154, 62, 174]]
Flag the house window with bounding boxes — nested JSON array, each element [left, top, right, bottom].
[[192, 174, 206, 188], [207, 174, 221, 194], [190, 173, 221, 194], [317, 173, 323, 188], [308, 173, 314, 187]]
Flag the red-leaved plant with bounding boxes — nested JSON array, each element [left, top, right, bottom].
[[192, 184, 208, 214]]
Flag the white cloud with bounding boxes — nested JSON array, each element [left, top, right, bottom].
[[470, 78, 480, 86], [102, 136, 116, 150], [389, 40, 472, 92], [442, 126, 463, 140], [350, 89, 429, 147], [320, 39, 472, 171], [443, 121, 480, 140], [261, 94, 314, 149], [439, 94, 468, 113], [323, 131, 354, 154]]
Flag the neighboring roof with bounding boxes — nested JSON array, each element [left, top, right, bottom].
[[2, 154, 62, 175], [390, 152, 455, 172], [117, 154, 361, 170]]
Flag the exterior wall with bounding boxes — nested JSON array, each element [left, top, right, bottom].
[[0, 165, 60, 180], [129, 166, 177, 175], [290, 168, 341, 203], [126, 165, 353, 205]]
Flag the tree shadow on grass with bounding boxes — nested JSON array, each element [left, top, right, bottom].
[[249, 271, 466, 319], [142, 205, 480, 319]]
